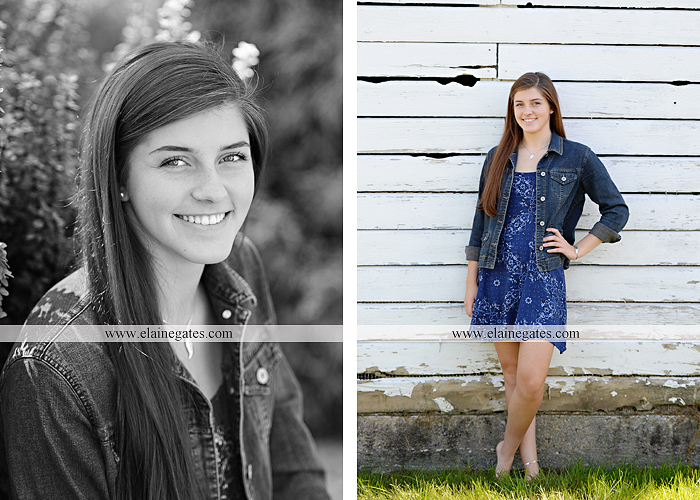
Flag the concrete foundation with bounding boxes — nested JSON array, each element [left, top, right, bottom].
[[357, 409, 700, 471]]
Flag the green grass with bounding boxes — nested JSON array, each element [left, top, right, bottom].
[[358, 463, 700, 500]]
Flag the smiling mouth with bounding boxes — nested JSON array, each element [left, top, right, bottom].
[[175, 212, 230, 226], [523, 118, 537, 122]]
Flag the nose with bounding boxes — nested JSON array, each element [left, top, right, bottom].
[[191, 165, 228, 203]]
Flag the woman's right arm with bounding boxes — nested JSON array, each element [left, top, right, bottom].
[[464, 260, 479, 317], [0, 358, 110, 500]]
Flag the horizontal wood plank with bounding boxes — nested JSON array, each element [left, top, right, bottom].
[[361, 0, 499, 4], [356, 265, 700, 302], [362, 0, 700, 5], [357, 194, 700, 231], [357, 230, 700, 266], [357, 375, 700, 413], [511, 1, 700, 8], [357, 302, 700, 325], [358, 6, 700, 45], [357, 43, 496, 78], [357, 156, 700, 193], [357, 342, 700, 376], [500, 45, 700, 82], [357, 118, 700, 155], [358, 81, 700, 119]]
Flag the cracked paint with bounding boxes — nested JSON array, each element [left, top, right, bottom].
[[432, 397, 454, 412]]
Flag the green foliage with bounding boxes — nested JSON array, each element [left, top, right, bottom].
[[0, 242, 12, 319], [0, 0, 99, 324]]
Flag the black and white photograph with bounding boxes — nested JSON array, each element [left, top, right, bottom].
[[0, 0, 342, 498]]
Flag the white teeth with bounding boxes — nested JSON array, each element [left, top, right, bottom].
[[178, 213, 226, 225]]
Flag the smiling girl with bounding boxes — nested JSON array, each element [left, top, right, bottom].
[[0, 42, 330, 500], [463, 72, 628, 479]]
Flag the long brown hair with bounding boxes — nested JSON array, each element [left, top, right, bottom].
[[478, 72, 566, 217], [76, 41, 268, 499]]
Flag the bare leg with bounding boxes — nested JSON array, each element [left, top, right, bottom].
[[494, 341, 553, 477], [500, 348, 539, 478]]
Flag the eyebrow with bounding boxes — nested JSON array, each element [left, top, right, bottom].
[[514, 98, 544, 103], [149, 141, 250, 154]]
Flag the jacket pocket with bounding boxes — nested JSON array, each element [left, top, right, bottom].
[[242, 345, 280, 441], [550, 170, 578, 201]]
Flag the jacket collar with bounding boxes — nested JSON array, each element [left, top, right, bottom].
[[548, 131, 564, 156], [202, 258, 257, 309]]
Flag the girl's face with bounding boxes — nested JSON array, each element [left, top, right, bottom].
[[123, 105, 255, 269], [512, 86, 552, 136]]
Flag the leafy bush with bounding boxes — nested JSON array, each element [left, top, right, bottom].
[[0, 0, 99, 325]]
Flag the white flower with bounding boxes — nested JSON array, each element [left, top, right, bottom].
[[232, 41, 259, 81]]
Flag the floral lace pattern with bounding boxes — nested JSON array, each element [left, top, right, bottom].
[[471, 172, 567, 353], [211, 385, 245, 499]]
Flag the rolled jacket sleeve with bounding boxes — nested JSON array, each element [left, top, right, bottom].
[[580, 149, 629, 243], [465, 153, 491, 261]]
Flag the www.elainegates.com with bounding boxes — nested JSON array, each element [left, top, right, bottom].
[[105, 327, 238, 342], [452, 328, 579, 340]]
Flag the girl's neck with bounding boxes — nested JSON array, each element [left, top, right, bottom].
[[521, 129, 552, 151], [154, 259, 206, 325]]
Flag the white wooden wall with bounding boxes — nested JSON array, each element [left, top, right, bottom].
[[357, 0, 700, 326], [356, 1, 700, 412]]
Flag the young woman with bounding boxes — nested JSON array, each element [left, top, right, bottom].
[[463, 72, 628, 479], [0, 41, 330, 500]]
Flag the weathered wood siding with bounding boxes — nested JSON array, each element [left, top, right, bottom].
[[357, 1, 700, 413]]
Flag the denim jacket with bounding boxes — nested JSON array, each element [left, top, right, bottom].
[[0, 233, 330, 500], [465, 132, 629, 272]]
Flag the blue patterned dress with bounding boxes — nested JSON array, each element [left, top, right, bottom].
[[471, 172, 567, 353]]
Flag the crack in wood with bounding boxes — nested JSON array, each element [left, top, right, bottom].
[[358, 75, 479, 86]]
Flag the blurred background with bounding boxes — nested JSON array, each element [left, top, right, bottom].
[[0, 0, 342, 497]]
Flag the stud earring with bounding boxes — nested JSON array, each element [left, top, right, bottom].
[[120, 191, 127, 201]]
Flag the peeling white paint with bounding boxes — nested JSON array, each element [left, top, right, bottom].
[[611, 391, 618, 397], [433, 397, 454, 412], [554, 378, 578, 396], [358, 342, 700, 376], [663, 380, 687, 388]]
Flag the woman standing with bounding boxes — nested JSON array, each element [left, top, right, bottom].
[[464, 72, 628, 479], [0, 41, 330, 500]]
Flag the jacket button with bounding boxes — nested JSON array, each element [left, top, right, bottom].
[[256, 367, 270, 385], [540, 171, 546, 176], [562, 175, 566, 181], [540, 196, 545, 202], [246, 463, 253, 480], [539, 246, 544, 251], [539, 221, 545, 226], [229, 385, 235, 395], [222, 309, 232, 320]]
